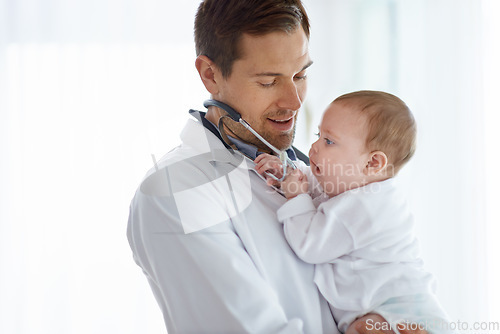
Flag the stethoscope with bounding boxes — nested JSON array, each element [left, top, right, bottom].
[[203, 99, 296, 182]]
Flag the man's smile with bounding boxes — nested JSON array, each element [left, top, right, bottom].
[[267, 114, 296, 132]]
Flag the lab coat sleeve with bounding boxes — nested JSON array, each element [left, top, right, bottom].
[[276, 194, 354, 264], [128, 188, 304, 333]]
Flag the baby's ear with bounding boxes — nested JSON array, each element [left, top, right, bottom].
[[365, 151, 388, 176]]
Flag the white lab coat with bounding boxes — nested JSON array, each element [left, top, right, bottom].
[[277, 175, 453, 333], [127, 111, 337, 334]]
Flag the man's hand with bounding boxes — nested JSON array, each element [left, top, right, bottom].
[[346, 313, 428, 334]]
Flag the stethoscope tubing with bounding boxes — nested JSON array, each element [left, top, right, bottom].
[[203, 99, 296, 181]]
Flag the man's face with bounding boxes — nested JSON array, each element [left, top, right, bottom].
[[213, 28, 311, 151]]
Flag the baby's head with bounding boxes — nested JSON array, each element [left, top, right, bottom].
[[309, 90, 416, 197]]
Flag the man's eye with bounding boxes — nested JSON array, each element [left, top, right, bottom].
[[294, 74, 307, 81], [259, 80, 277, 88]]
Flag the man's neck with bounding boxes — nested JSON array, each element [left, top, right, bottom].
[[204, 106, 223, 126]]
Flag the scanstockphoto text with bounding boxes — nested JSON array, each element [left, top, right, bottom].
[[366, 318, 500, 333]]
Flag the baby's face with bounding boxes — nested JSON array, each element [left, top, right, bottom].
[[309, 102, 371, 197]]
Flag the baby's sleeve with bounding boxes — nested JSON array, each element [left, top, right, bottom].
[[277, 194, 355, 264]]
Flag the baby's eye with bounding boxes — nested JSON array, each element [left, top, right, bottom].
[[314, 132, 320, 138], [325, 138, 335, 145]]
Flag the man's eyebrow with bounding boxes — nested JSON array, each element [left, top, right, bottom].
[[253, 60, 314, 77]]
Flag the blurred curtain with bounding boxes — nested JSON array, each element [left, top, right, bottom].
[[0, 1, 205, 333], [0, 0, 498, 333]]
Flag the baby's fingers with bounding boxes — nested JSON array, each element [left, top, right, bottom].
[[256, 161, 281, 175], [286, 168, 306, 181], [254, 154, 268, 164], [265, 175, 281, 187]]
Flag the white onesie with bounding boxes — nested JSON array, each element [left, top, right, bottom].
[[277, 163, 454, 333]]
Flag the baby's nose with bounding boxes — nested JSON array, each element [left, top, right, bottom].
[[309, 141, 318, 155]]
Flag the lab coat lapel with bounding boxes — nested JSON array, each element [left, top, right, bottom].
[[184, 114, 271, 279]]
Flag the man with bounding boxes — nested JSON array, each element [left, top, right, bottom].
[[127, 1, 425, 333]]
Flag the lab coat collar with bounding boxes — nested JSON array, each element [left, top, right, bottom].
[[183, 110, 248, 168]]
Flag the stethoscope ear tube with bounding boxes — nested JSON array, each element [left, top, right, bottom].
[[203, 99, 283, 155], [203, 99, 241, 122]]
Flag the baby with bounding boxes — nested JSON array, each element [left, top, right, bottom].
[[255, 91, 453, 334]]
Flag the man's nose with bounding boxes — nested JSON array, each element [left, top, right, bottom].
[[277, 80, 302, 111]]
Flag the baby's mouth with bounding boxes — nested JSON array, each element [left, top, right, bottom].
[[310, 159, 321, 175]]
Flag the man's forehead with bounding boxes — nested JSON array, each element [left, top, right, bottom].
[[252, 60, 313, 77], [236, 29, 310, 72]]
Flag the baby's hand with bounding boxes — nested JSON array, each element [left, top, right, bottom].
[[254, 153, 284, 187], [281, 168, 308, 199]]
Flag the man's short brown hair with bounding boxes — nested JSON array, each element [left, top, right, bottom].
[[194, 0, 310, 78], [334, 91, 417, 176]]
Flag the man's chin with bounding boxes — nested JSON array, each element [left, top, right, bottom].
[[233, 124, 295, 152], [273, 132, 295, 151]]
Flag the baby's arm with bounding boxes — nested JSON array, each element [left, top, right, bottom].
[[277, 195, 354, 264]]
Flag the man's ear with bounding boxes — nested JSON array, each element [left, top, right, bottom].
[[195, 55, 220, 95], [365, 151, 388, 176]]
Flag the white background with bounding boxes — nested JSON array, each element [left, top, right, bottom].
[[0, 0, 499, 333]]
